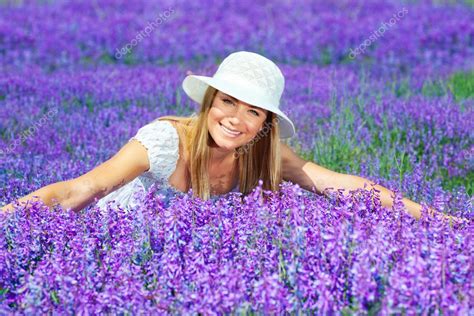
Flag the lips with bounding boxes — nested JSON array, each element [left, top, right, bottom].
[[219, 123, 242, 137]]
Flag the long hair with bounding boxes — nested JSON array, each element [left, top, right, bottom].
[[153, 86, 282, 200]]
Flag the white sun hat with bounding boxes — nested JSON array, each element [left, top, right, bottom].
[[182, 51, 296, 139]]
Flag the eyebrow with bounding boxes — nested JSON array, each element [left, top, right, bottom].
[[220, 93, 264, 110]]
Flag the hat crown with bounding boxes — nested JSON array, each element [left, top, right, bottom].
[[181, 51, 295, 138], [215, 51, 285, 105]]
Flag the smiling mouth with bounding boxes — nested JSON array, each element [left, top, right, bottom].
[[219, 123, 242, 137]]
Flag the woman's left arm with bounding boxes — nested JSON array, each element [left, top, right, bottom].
[[281, 142, 466, 224]]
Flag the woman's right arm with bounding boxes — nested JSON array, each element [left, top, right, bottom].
[[1, 139, 150, 214]]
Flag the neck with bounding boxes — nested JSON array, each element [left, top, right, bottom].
[[208, 146, 239, 187], [208, 134, 236, 164], [209, 146, 234, 164]]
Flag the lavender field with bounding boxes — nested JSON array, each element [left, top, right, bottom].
[[1, 0, 473, 314]]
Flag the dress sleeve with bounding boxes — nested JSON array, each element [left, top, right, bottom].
[[129, 120, 180, 181]]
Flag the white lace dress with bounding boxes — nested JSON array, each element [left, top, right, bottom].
[[94, 120, 238, 212]]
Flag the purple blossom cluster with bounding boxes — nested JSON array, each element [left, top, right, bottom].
[[1, 0, 473, 75], [1, 0, 473, 314], [1, 182, 472, 314]]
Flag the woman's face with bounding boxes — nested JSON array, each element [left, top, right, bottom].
[[207, 90, 268, 151]]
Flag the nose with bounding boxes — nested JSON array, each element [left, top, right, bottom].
[[226, 104, 246, 126], [227, 115, 240, 126]]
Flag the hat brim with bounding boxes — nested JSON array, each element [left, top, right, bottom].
[[182, 74, 295, 139]]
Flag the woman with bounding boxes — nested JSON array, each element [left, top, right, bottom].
[[0, 51, 466, 224]]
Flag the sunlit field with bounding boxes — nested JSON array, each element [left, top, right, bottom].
[[1, 0, 473, 314]]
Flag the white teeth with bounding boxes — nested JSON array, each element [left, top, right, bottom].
[[220, 124, 241, 136]]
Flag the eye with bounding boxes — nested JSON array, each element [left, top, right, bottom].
[[223, 98, 234, 105], [249, 109, 259, 116]]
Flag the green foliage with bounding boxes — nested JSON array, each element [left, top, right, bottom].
[[421, 78, 448, 98], [50, 290, 60, 304], [433, 0, 474, 7], [447, 70, 474, 101], [439, 168, 474, 196], [0, 287, 9, 297], [298, 73, 469, 196], [123, 51, 138, 65], [309, 133, 364, 174], [99, 53, 116, 64], [302, 101, 365, 174], [319, 47, 333, 66], [393, 77, 412, 98]]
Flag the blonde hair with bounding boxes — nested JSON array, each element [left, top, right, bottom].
[[153, 86, 282, 200]]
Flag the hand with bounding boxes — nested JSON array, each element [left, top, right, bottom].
[[440, 213, 469, 227], [1, 203, 16, 214], [425, 206, 469, 226], [451, 215, 469, 224]]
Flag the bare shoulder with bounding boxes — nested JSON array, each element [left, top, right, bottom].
[[280, 141, 306, 166], [279, 141, 348, 194]]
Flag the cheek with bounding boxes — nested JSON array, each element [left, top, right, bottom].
[[253, 119, 266, 132], [243, 124, 261, 139], [208, 107, 224, 122], [207, 109, 223, 133]]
